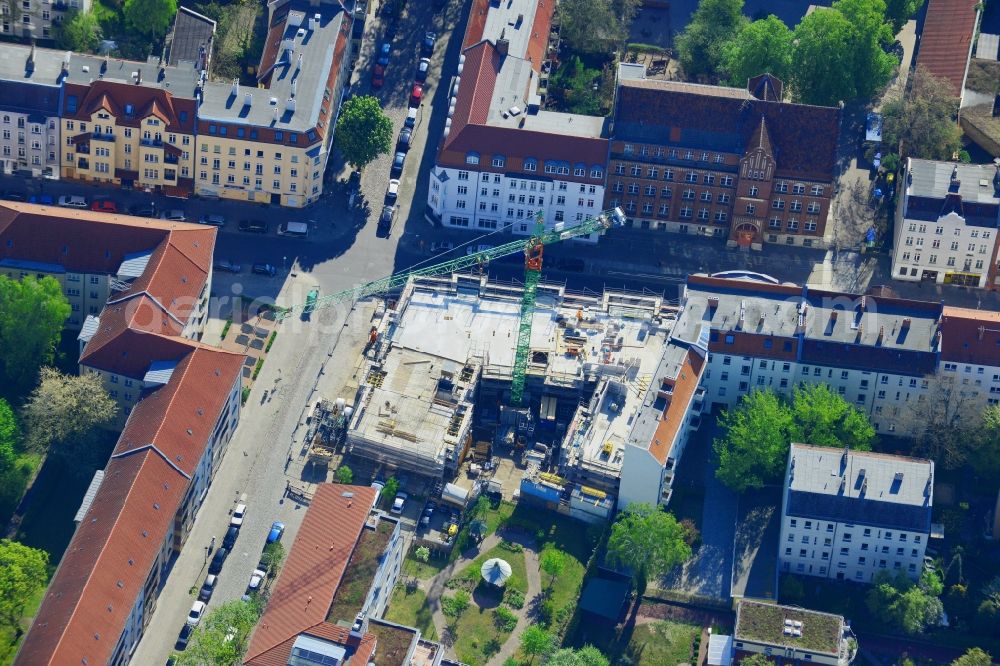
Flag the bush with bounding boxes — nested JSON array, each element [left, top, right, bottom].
[[221, 318, 232, 340], [265, 331, 277, 352], [241, 386, 250, 405], [441, 590, 471, 618], [680, 518, 702, 549], [252, 358, 264, 380], [494, 605, 518, 632], [499, 539, 524, 553], [504, 588, 525, 609]]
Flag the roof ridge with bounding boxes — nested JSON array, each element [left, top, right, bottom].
[[79, 322, 197, 366], [107, 290, 185, 328], [111, 442, 193, 479], [140, 346, 201, 458]]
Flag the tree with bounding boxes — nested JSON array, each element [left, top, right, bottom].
[[335, 465, 353, 484], [790, 8, 859, 106], [521, 625, 555, 665], [177, 599, 261, 666], [123, 0, 177, 41], [540, 548, 567, 589], [558, 0, 639, 56], [882, 67, 961, 160], [260, 542, 285, 575], [545, 646, 610, 666], [382, 477, 399, 503], [414, 546, 430, 563], [741, 655, 775, 666], [833, 0, 897, 102], [884, 0, 923, 34], [55, 9, 102, 52], [0, 539, 48, 631], [606, 503, 691, 595], [788, 384, 875, 451], [676, 0, 748, 81], [714, 389, 796, 491], [20, 368, 117, 467], [0, 399, 19, 473], [866, 571, 943, 635], [472, 494, 491, 520], [900, 375, 980, 469], [952, 649, 993, 666], [334, 96, 393, 170], [549, 56, 606, 116], [0, 276, 71, 390], [441, 589, 470, 620], [721, 15, 793, 87]]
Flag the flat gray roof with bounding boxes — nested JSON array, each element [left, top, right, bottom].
[[168, 6, 216, 68], [908, 158, 1000, 205]]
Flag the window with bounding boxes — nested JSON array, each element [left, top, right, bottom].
[[458, 171, 469, 181], [492, 155, 505, 168]]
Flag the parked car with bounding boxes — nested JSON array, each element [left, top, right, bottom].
[[267, 521, 285, 543], [397, 127, 412, 150], [379, 204, 396, 230], [404, 107, 417, 129], [230, 503, 247, 527], [1, 192, 26, 202], [58, 195, 88, 209], [130, 203, 156, 217], [223, 525, 239, 550], [198, 574, 218, 602], [252, 263, 277, 277], [372, 64, 385, 89], [241, 568, 267, 601], [415, 58, 430, 83], [391, 491, 408, 514], [422, 31, 436, 56], [409, 83, 423, 107], [160, 209, 186, 221], [391, 151, 406, 176], [90, 199, 118, 213], [175, 624, 193, 651], [238, 219, 268, 233], [214, 260, 242, 273], [347, 170, 361, 192], [186, 600, 207, 627], [386, 179, 400, 204], [198, 214, 226, 227], [377, 42, 391, 66], [429, 241, 454, 255], [208, 547, 229, 575], [28, 194, 54, 205]]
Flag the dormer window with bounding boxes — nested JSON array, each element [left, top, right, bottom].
[[125, 104, 134, 116], [491, 155, 505, 168], [523, 157, 537, 172]]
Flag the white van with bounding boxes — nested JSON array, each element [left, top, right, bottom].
[[278, 221, 309, 237]]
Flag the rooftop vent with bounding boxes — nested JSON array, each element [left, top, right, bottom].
[[243, 92, 252, 108]]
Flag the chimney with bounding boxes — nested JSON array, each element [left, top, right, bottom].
[[26, 41, 35, 73], [901, 317, 911, 330], [135, 69, 142, 85], [286, 98, 296, 114], [291, 77, 297, 97], [496, 28, 509, 57], [62, 51, 71, 72], [243, 92, 252, 108], [708, 297, 719, 312], [979, 325, 985, 340], [273, 106, 279, 122], [877, 326, 884, 345], [949, 165, 960, 193], [231, 79, 238, 96]]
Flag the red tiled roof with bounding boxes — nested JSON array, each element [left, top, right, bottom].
[[245, 625, 376, 666], [63, 80, 197, 133], [915, 0, 980, 96], [78, 298, 191, 376], [462, 0, 492, 48], [648, 349, 704, 464], [15, 345, 243, 666], [245, 484, 378, 664], [940, 306, 1000, 366], [525, 0, 554, 73]]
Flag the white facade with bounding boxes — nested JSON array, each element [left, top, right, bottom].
[[0, 0, 90, 40], [892, 211, 995, 287], [0, 107, 60, 178], [429, 167, 605, 242]]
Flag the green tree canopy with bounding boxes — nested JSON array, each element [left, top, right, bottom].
[[884, 0, 923, 34], [606, 503, 691, 594], [20, 367, 117, 467], [334, 95, 393, 170], [545, 646, 610, 666], [540, 547, 567, 588], [0, 276, 71, 390], [176, 599, 261, 666], [882, 67, 961, 160], [0, 539, 48, 630], [56, 9, 102, 52], [835, 0, 897, 99], [260, 541, 285, 574], [558, 0, 639, 56], [721, 15, 793, 88], [123, 0, 177, 41], [414, 545, 430, 562], [676, 0, 748, 81], [335, 465, 353, 484], [714, 389, 796, 491], [866, 571, 943, 635], [521, 626, 556, 664], [789, 384, 876, 451], [0, 399, 19, 473], [549, 56, 605, 116]]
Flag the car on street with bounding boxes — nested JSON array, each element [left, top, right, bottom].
[[208, 547, 229, 575], [90, 199, 118, 213], [1, 192, 26, 202], [347, 170, 361, 192], [409, 83, 423, 107], [223, 525, 239, 550], [466, 243, 495, 256], [391, 491, 408, 514], [175, 624, 193, 651], [391, 151, 406, 176], [28, 194, 54, 205], [267, 521, 285, 543], [422, 31, 436, 55], [198, 214, 226, 227], [186, 600, 207, 627], [397, 127, 412, 150], [230, 503, 247, 527], [415, 58, 430, 83], [241, 568, 267, 601], [130, 203, 156, 217], [198, 574, 218, 602], [160, 209, 187, 221], [252, 263, 278, 277], [386, 179, 399, 204], [430, 241, 454, 255], [404, 107, 417, 129], [377, 42, 391, 67], [214, 260, 241, 273], [378, 204, 396, 233], [238, 219, 268, 234], [372, 64, 385, 89], [58, 195, 88, 209], [278, 220, 309, 237]]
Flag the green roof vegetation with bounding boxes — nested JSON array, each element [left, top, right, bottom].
[[735, 601, 843, 655], [366, 620, 417, 666], [326, 518, 395, 625]]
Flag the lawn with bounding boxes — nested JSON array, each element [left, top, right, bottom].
[[448, 500, 516, 563], [505, 503, 600, 563], [454, 545, 527, 594], [626, 620, 699, 666], [403, 551, 449, 580], [384, 585, 437, 641]]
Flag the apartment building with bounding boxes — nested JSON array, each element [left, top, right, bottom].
[[733, 600, 855, 666], [15, 344, 244, 666], [606, 70, 840, 249], [194, 0, 353, 207], [0, 78, 60, 178], [0, 0, 89, 40], [892, 159, 1000, 288], [427, 0, 608, 240], [778, 444, 934, 582]]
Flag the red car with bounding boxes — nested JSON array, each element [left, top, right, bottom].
[[91, 200, 117, 213], [409, 83, 423, 107], [372, 65, 385, 89]]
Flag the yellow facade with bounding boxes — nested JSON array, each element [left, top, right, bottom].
[[0, 265, 109, 329]]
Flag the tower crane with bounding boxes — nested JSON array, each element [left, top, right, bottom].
[[276, 207, 627, 405]]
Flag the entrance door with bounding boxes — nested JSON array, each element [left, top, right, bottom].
[[270, 192, 281, 205]]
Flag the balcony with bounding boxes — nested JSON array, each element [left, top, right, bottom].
[[140, 138, 163, 148], [92, 132, 115, 143], [76, 159, 89, 170], [164, 169, 176, 181], [75, 145, 90, 154], [164, 154, 179, 165]]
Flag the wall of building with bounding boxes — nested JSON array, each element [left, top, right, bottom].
[[617, 445, 664, 509], [0, 111, 59, 177], [891, 211, 996, 287], [0, 0, 90, 40], [367, 517, 403, 622], [734, 640, 844, 666]]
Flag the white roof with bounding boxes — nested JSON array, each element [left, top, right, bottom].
[[707, 634, 733, 666]]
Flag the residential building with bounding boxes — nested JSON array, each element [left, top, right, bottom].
[[936, 305, 1000, 413], [166, 6, 216, 69], [892, 158, 1000, 288], [0, 77, 60, 178], [606, 69, 840, 249], [0, 0, 90, 40], [244, 484, 434, 666], [914, 0, 981, 102], [15, 343, 244, 666], [778, 444, 934, 582], [733, 599, 855, 666], [427, 0, 608, 240], [194, 0, 354, 207]]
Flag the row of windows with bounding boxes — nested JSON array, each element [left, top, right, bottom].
[[903, 237, 989, 254], [906, 222, 992, 239], [899, 253, 985, 270]]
